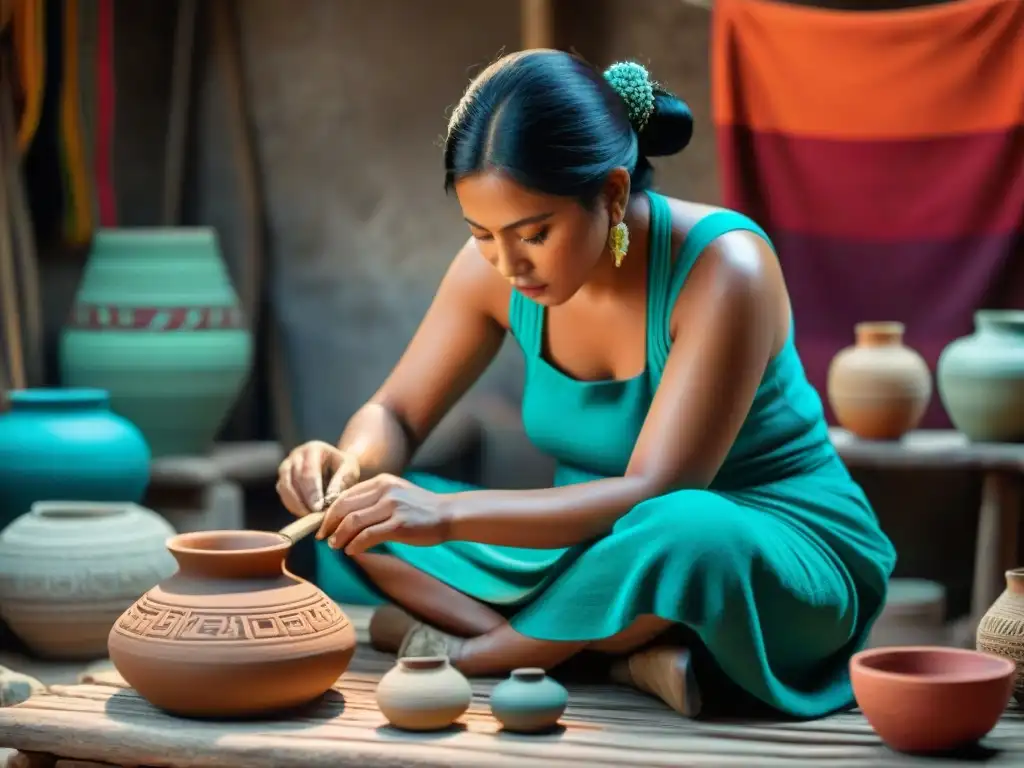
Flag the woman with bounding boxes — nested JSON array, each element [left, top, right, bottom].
[[276, 51, 896, 719]]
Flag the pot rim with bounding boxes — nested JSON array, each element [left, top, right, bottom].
[[976, 309, 1024, 325], [398, 656, 450, 671], [854, 321, 905, 335], [853, 322, 906, 347], [510, 667, 547, 683], [30, 500, 138, 520], [167, 529, 291, 557], [7, 387, 110, 409], [1004, 568, 1024, 590], [850, 645, 1014, 686], [93, 226, 218, 239]]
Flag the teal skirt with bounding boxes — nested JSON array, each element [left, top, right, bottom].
[[317, 467, 895, 718]]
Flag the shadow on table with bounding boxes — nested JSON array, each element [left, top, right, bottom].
[[374, 722, 469, 739], [102, 687, 347, 731], [372, 722, 569, 740], [903, 743, 1003, 763]]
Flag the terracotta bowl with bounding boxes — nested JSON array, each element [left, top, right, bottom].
[[851, 646, 1014, 754]]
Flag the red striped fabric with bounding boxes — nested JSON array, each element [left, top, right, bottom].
[[712, 0, 1024, 427]]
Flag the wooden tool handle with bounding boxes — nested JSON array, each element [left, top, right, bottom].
[[276, 493, 340, 544], [278, 511, 324, 543]]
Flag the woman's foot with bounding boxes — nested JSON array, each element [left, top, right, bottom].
[[369, 603, 466, 660], [368, 604, 418, 653], [610, 646, 702, 718]]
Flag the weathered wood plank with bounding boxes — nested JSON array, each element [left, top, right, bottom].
[[0, 680, 1020, 767], [3, 645, 1024, 767]]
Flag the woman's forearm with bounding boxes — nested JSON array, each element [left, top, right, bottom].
[[337, 403, 413, 481], [445, 476, 658, 549]]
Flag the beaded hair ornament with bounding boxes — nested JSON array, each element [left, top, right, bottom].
[[603, 61, 656, 133]]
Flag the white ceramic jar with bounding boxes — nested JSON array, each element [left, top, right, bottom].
[[375, 656, 473, 731], [0, 501, 176, 658]]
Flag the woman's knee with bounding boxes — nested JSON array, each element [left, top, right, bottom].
[[622, 491, 761, 564], [588, 614, 673, 653]]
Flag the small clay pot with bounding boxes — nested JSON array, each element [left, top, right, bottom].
[[827, 322, 932, 440], [850, 646, 1014, 754], [375, 656, 472, 731], [490, 667, 568, 733], [977, 567, 1024, 702]]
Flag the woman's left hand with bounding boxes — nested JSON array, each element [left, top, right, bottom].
[[316, 474, 452, 555]]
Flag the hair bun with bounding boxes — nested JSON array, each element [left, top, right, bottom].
[[603, 61, 692, 158], [640, 90, 693, 157]]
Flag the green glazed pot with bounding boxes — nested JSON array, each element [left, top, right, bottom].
[[937, 310, 1024, 443], [59, 228, 254, 457], [490, 667, 568, 733]]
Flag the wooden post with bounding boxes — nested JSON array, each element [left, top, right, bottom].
[[521, 0, 554, 50]]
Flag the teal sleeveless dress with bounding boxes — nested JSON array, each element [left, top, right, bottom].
[[317, 191, 897, 718]]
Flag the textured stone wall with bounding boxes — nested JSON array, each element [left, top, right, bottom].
[[176, 0, 718, 441]]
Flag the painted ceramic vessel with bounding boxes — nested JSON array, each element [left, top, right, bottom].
[[0, 501, 175, 658], [0, 388, 150, 530], [937, 310, 1024, 442], [977, 568, 1024, 703], [827, 322, 932, 440], [490, 667, 568, 732], [108, 529, 356, 718], [375, 656, 472, 731], [59, 227, 253, 457]]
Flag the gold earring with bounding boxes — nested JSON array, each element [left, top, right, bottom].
[[609, 221, 630, 268]]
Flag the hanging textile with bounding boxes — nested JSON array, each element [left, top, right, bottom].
[[712, 0, 1024, 427]]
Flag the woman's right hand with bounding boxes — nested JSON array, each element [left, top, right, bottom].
[[276, 441, 361, 518]]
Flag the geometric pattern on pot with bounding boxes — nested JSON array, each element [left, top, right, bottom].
[[114, 594, 350, 644], [67, 305, 247, 331]]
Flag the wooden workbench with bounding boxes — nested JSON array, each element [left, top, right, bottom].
[[3, 644, 1024, 768], [829, 428, 1024, 646]]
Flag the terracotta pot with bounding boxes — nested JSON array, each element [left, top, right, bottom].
[[937, 310, 1024, 442], [375, 656, 472, 731], [0, 501, 175, 659], [827, 322, 932, 440], [850, 646, 1013, 754], [490, 667, 568, 733], [107, 529, 356, 718], [977, 568, 1024, 702]]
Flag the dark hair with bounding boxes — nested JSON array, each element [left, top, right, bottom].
[[443, 50, 693, 205]]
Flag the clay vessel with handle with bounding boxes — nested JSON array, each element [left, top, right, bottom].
[[107, 499, 354, 718]]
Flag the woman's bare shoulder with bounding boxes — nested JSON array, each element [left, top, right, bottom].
[[446, 237, 513, 328], [659, 196, 788, 342], [661, 196, 734, 244], [660, 195, 775, 266]]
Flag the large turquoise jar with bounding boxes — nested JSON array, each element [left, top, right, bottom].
[[0, 388, 151, 530], [59, 228, 254, 457]]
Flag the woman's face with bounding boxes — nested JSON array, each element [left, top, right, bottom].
[[454, 170, 615, 305]]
